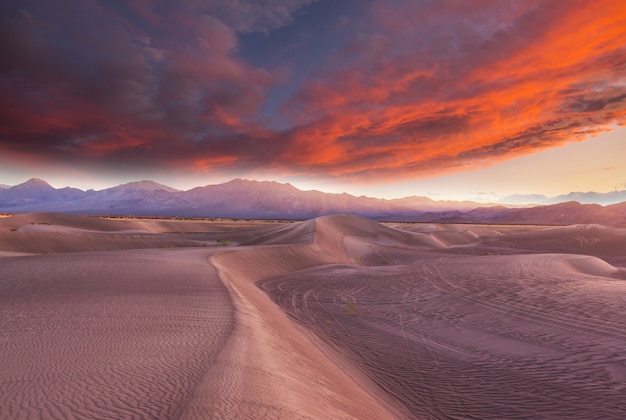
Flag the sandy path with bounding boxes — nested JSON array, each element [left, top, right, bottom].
[[259, 252, 626, 419], [0, 248, 234, 419]]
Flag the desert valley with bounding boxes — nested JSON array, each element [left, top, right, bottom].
[[3, 1, 626, 417], [1, 210, 625, 419]]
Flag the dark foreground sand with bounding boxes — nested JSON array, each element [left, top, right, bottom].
[[1, 213, 626, 418]]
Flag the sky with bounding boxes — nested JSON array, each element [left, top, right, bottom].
[[1, 0, 625, 203]]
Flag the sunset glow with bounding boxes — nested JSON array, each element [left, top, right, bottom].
[[1, 0, 625, 200]]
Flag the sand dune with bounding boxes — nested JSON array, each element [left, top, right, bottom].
[[250, 216, 626, 418], [315, 214, 445, 252], [490, 224, 626, 256], [259, 253, 626, 418], [0, 213, 286, 255], [0, 214, 400, 418], [0, 212, 283, 236], [2, 213, 626, 418], [0, 249, 235, 418], [0, 230, 207, 254], [202, 249, 400, 419], [560, 254, 625, 278]]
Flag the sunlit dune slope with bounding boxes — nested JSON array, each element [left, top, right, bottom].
[[224, 214, 447, 275]]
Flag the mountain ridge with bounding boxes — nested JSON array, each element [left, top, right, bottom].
[[501, 190, 626, 206], [1, 178, 625, 225], [105, 180, 181, 193]]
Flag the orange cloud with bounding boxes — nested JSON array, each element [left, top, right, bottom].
[[1, 0, 625, 184], [273, 0, 626, 182]]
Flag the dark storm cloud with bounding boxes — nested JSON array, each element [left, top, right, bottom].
[[0, 0, 303, 166]]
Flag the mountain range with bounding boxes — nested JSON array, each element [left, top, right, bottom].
[[500, 190, 626, 206], [1, 178, 625, 225]]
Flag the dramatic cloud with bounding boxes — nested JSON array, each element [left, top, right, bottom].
[[1, 0, 625, 182], [279, 0, 626, 179]]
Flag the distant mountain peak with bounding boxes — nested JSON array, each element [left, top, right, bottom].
[[27, 177, 52, 185], [226, 178, 277, 185], [221, 178, 251, 186], [112, 180, 179, 192], [220, 178, 298, 191], [14, 178, 54, 189]]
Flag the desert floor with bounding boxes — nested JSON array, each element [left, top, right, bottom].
[[1, 213, 625, 419]]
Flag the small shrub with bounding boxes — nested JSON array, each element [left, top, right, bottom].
[[344, 300, 359, 315]]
